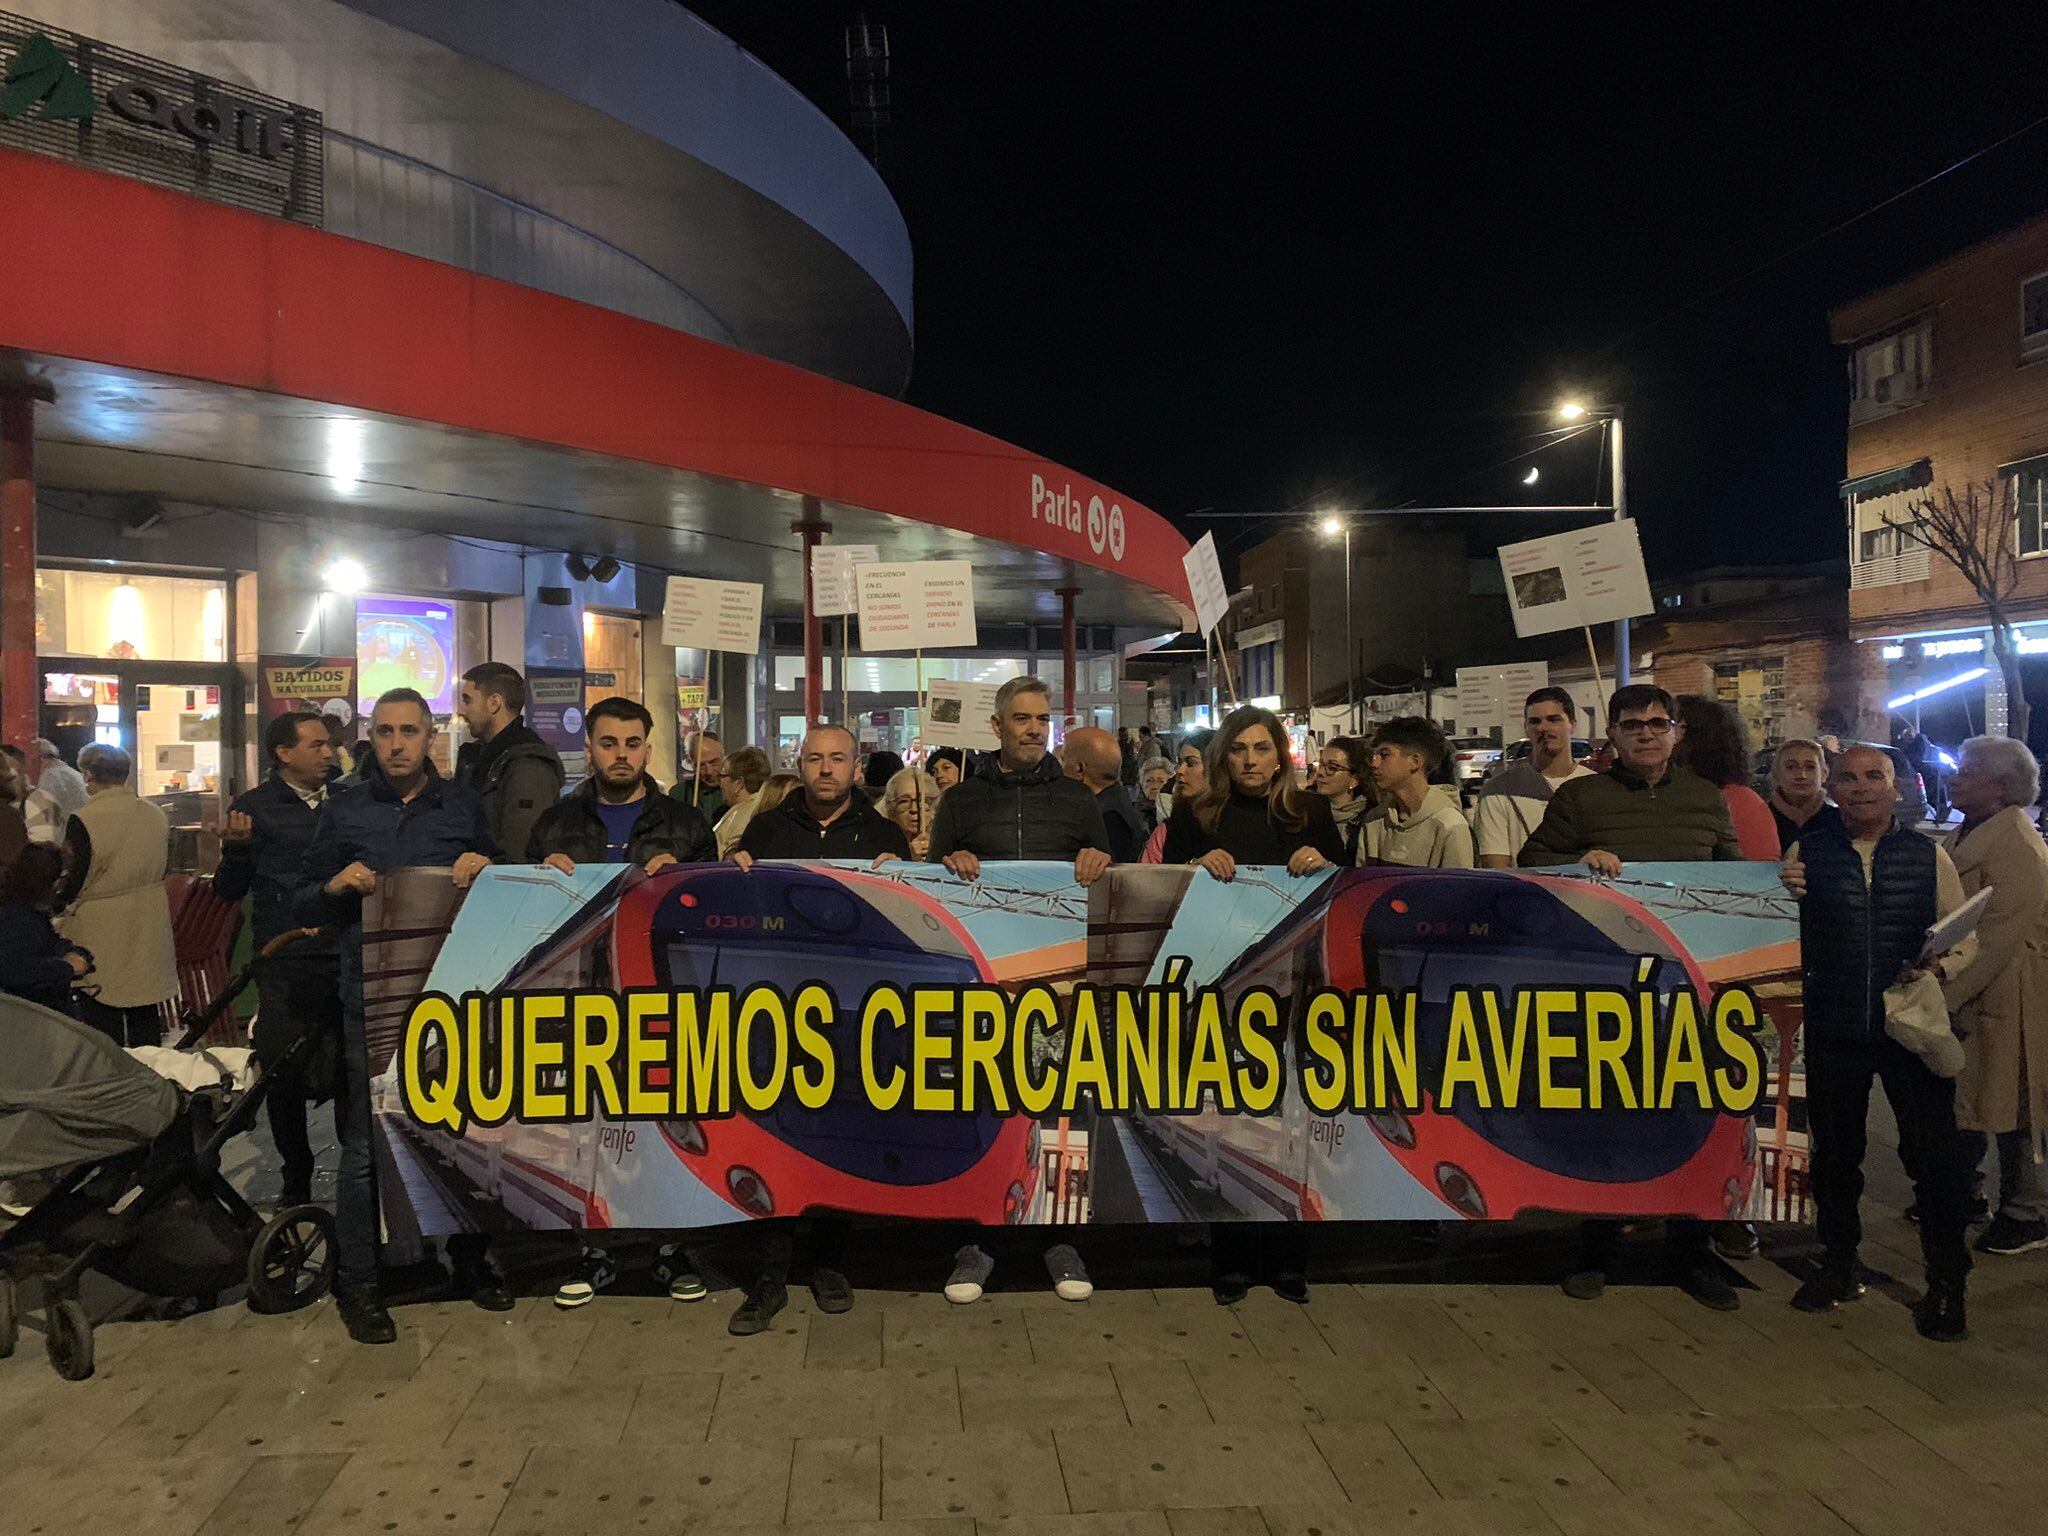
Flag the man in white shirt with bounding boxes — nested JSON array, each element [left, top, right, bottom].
[[1473, 688, 1595, 867], [31, 738, 89, 823]]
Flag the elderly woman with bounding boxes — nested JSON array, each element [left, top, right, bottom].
[[883, 767, 941, 860], [55, 743, 178, 1047], [1942, 734, 2048, 1256], [712, 746, 774, 858]]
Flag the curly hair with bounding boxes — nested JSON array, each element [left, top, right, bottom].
[[1675, 694, 1751, 789]]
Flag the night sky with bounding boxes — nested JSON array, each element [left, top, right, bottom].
[[684, 4, 2048, 584]]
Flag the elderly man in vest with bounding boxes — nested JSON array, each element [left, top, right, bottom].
[[1782, 744, 1977, 1341], [55, 743, 178, 1047]]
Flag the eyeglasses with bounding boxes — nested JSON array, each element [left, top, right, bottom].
[[1614, 718, 1674, 736]]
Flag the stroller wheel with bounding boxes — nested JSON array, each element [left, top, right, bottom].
[[0, 1275, 16, 1358], [46, 1298, 93, 1381], [248, 1204, 337, 1314]]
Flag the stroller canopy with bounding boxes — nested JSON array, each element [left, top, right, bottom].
[[0, 995, 181, 1180]]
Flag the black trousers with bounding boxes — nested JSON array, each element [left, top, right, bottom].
[[1212, 1222, 1311, 1284], [253, 951, 343, 1198], [1807, 1036, 1972, 1284], [757, 1217, 849, 1286], [1577, 1216, 1712, 1275], [78, 997, 163, 1048]]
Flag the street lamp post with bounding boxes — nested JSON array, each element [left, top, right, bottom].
[[1558, 400, 1631, 688], [1318, 514, 1354, 732]]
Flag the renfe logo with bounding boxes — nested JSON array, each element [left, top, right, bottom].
[[1030, 473, 1127, 562]]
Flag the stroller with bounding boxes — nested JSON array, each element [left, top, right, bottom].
[[0, 930, 339, 1380]]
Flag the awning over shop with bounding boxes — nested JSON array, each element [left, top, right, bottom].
[[1839, 459, 1932, 502], [0, 148, 1191, 630]]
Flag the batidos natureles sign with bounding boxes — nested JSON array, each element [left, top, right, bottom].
[[0, 11, 322, 225]]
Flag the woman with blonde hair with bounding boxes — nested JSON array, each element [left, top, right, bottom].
[[883, 767, 942, 860]]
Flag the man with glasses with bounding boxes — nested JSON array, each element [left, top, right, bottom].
[[1519, 683, 1744, 1309]]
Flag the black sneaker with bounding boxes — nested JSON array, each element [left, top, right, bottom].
[[1913, 1281, 1968, 1343], [1273, 1271, 1310, 1305], [1561, 1268, 1606, 1301], [1678, 1261, 1741, 1312], [810, 1267, 854, 1315], [728, 1278, 787, 1336], [1792, 1260, 1866, 1313], [1975, 1214, 2048, 1256], [454, 1260, 515, 1313], [336, 1284, 396, 1345], [1211, 1271, 1250, 1306], [554, 1247, 617, 1309]]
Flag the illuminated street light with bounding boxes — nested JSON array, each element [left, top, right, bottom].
[[1557, 400, 1588, 421], [1552, 395, 1629, 684], [1318, 514, 1355, 731]]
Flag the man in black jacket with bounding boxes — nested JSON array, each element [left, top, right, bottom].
[[525, 696, 715, 870], [926, 678, 1107, 1308], [213, 711, 341, 1209], [734, 724, 910, 866], [722, 724, 905, 1336], [1059, 726, 1145, 863], [928, 677, 1112, 885], [456, 661, 565, 863], [526, 696, 714, 1311]]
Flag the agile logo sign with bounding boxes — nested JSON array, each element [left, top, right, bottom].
[[1030, 473, 1127, 564], [0, 33, 92, 123]]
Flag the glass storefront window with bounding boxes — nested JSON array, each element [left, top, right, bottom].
[[36, 567, 227, 662], [583, 611, 644, 710]]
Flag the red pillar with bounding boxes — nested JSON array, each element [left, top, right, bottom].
[[794, 505, 832, 726], [1058, 586, 1080, 729], [1, 384, 45, 753]]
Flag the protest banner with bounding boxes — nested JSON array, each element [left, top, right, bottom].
[[1499, 521, 1655, 639], [363, 861, 1799, 1235], [811, 544, 880, 618]]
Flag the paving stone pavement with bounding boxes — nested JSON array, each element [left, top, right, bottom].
[[2, 1199, 2045, 1536]]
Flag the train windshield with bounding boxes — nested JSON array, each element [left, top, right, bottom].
[[660, 940, 1006, 1185]]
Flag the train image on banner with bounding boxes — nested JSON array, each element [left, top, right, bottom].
[[1107, 868, 1757, 1226], [367, 860, 1788, 1238], [378, 863, 1045, 1237]]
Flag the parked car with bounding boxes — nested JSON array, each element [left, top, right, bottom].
[[1447, 737, 1502, 799], [1483, 738, 1593, 781]]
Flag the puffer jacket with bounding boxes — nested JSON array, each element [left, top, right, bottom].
[[928, 751, 1108, 862], [1517, 764, 1740, 867], [1797, 820, 1937, 1049]]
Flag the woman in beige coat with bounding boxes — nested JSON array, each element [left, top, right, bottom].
[[1942, 734, 2048, 1256], [55, 743, 178, 1047]]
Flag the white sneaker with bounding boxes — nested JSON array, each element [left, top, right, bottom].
[[655, 1244, 708, 1301], [1045, 1242, 1092, 1301], [945, 1244, 994, 1304], [554, 1247, 617, 1309]]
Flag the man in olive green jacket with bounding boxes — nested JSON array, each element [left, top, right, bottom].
[[1517, 683, 1743, 1311]]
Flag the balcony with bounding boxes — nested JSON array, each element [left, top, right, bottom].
[[1850, 548, 1932, 588]]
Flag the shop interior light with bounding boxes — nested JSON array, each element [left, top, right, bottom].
[[108, 579, 146, 655], [1921, 636, 1984, 658], [1886, 667, 1987, 711], [1881, 644, 1905, 660], [324, 558, 368, 595], [326, 417, 365, 496]]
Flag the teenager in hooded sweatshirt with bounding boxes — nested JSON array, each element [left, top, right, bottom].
[[1355, 717, 1475, 868]]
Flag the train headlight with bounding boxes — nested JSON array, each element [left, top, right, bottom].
[[728, 1165, 775, 1216]]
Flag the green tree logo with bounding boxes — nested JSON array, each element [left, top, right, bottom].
[[0, 33, 95, 123]]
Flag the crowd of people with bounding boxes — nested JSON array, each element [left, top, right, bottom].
[[2, 661, 2043, 1350]]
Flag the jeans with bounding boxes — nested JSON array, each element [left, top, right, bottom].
[[1807, 1036, 1972, 1284], [1958, 1128, 2048, 1223], [335, 1001, 380, 1290], [254, 952, 341, 1197]]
